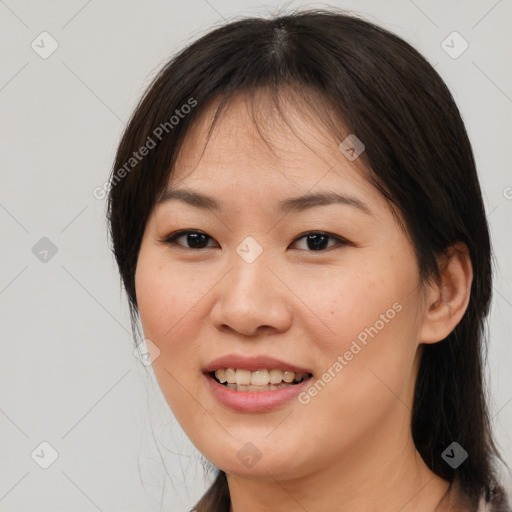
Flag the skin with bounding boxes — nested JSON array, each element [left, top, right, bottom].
[[135, 92, 473, 512]]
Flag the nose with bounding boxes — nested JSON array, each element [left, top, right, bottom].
[[209, 251, 293, 337]]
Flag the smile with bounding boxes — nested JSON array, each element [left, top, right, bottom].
[[212, 368, 312, 391], [204, 354, 314, 411]]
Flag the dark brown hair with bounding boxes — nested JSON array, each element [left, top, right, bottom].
[[106, 8, 510, 511]]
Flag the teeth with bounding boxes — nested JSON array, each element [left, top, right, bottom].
[[283, 371, 294, 383], [235, 369, 251, 386], [269, 369, 283, 384], [251, 369, 269, 386], [225, 368, 236, 384], [214, 368, 310, 387], [215, 369, 227, 383]]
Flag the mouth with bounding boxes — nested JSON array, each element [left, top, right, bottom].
[[203, 355, 314, 410], [209, 368, 314, 392]]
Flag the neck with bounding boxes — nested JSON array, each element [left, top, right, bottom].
[[227, 406, 451, 512]]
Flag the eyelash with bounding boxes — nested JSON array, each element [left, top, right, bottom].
[[159, 229, 352, 252]]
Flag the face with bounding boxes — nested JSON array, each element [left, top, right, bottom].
[[135, 93, 428, 481]]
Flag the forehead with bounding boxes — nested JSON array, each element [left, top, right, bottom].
[[169, 92, 376, 202]]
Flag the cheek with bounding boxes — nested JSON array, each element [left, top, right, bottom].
[[135, 249, 205, 340], [134, 251, 212, 432], [291, 293, 420, 465], [288, 259, 409, 352], [292, 253, 421, 413], [134, 249, 211, 388]]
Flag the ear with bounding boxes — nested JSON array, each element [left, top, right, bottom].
[[419, 242, 473, 344]]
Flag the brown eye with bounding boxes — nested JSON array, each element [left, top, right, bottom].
[[291, 231, 351, 251], [161, 230, 218, 249], [160, 229, 351, 252]]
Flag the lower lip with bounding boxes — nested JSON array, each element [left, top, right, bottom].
[[204, 373, 312, 412]]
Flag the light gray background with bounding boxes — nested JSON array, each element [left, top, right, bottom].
[[1, 1, 511, 511]]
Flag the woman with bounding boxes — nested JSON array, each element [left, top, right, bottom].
[[106, 9, 510, 512]]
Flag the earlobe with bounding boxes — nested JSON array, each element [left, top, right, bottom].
[[419, 242, 473, 344]]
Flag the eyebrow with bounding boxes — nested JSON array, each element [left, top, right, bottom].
[[157, 188, 372, 215]]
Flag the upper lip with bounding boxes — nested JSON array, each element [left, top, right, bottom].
[[204, 354, 313, 374]]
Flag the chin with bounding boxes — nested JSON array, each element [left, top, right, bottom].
[[214, 450, 309, 482]]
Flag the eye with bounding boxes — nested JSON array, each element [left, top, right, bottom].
[[160, 230, 218, 249], [160, 229, 351, 252], [290, 231, 351, 251]]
